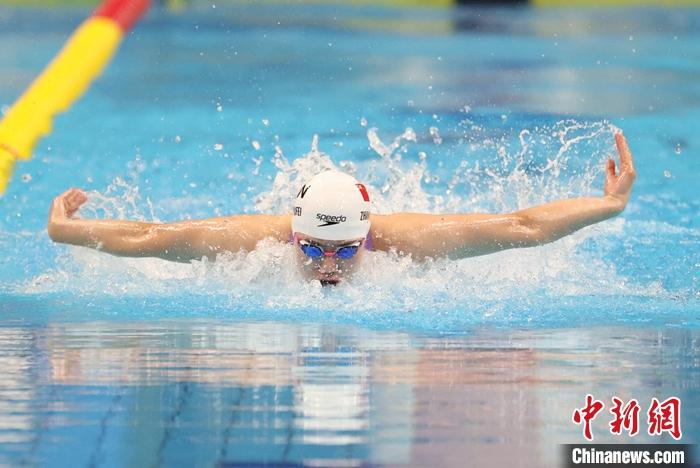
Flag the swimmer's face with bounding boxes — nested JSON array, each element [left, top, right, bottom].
[[294, 234, 365, 286]]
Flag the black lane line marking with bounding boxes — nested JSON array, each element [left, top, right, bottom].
[[88, 391, 124, 468], [217, 387, 246, 464], [151, 382, 193, 468]]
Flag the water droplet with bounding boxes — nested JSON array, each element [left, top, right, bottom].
[[674, 144, 682, 155], [418, 151, 427, 161], [174, 135, 181, 143], [21, 173, 31, 182], [404, 127, 417, 141], [664, 170, 671, 178], [214, 143, 223, 151], [429, 127, 442, 145], [360, 117, 367, 127], [252, 140, 261, 150], [216, 104, 223, 112], [262, 118, 269, 127]]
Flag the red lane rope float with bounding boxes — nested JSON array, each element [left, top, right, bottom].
[[95, 0, 151, 31]]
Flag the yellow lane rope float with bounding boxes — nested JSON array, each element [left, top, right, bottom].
[[0, 0, 150, 194]]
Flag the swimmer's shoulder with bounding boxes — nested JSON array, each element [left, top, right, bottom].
[[369, 213, 446, 254], [196, 213, 291, 242], [368, 213, 390, 232], [368, 213, 412, 252], [369, 213, 423, 235], [241, 213, 291, 241]]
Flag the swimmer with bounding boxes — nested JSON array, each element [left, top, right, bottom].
[[48, 132, 636, 285]]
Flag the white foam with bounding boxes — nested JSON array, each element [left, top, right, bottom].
[[20, 120, 677, 317]]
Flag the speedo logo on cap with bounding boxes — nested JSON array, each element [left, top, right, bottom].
[[316, 213, 347, 227]]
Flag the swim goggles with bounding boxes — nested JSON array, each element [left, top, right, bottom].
[[298, 239, 363, 259]]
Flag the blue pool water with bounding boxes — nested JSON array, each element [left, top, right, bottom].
[[1, 3, 699, 467]]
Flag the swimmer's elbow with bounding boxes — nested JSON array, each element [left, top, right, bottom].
[[511, 214, 549, 247], [104, 224, 163, 257], [127, 224, 210, 262]]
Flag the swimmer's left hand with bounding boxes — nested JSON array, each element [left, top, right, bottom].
[[50, 188, 88, 222], [604, 132, 637, 212]]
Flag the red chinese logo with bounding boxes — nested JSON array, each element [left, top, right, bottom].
[[609, 397, 640, 436], [572, 394, 605, 441], [573, 395, 682, 441], [648, 397, 682, 440]]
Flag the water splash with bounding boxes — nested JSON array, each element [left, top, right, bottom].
[[254, 134, 339, 214], [81, 175, 160, 223], [15, 120, 687, 330]]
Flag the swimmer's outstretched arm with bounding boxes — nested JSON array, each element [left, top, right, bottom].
[[47, 190, 291, 262], [371, 132, 636, 260]]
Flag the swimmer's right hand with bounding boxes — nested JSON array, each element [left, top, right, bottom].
[[48, 188, 87, 231], [604, 132, 637, 212]]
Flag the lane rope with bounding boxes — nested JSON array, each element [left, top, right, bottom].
[[0, 0, 150, 194]]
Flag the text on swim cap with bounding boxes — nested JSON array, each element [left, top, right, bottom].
[[297, 185, 310, 199], [316, 213, 346, 227]]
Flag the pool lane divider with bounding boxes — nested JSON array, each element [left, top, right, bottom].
[[0, 0, 150, 195]]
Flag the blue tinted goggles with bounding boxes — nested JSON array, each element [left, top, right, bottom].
[[297, 239, 363, 259]]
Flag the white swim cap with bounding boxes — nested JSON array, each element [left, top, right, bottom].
[[292, 171, 371, 241]]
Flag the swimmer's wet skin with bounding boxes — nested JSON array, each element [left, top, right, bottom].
[[47, 132, 636, 286]]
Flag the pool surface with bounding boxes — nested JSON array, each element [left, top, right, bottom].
[[1, 3, 699, 467]]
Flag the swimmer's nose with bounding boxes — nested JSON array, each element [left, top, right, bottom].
[[318, 256, 339, 273]]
